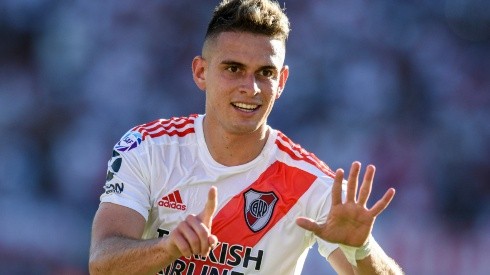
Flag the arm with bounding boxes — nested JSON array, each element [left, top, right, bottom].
[[89, 202, 169, 275], [297, 162, 403, 274], [328, 242, 403, 275], [89, 187, 219, 275], [353, 246, 403, 275]]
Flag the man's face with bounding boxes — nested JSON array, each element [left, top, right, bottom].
[[193, 32, 289, 136]]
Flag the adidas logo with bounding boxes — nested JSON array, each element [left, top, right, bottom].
[[158, 190, 187, 211]]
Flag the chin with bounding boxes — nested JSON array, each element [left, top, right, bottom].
[[230, 123, 265, 135]]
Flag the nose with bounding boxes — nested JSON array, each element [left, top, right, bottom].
[[240, 74, 260, 96]]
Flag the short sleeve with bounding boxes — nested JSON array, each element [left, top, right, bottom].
[[100, 129, 151, 220]]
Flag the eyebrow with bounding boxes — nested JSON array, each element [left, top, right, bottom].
[[220, 60, 245, 67], [220, 60, 278, 71]]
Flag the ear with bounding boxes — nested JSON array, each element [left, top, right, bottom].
[[192, 56, 207, 91], [276, 65, 289, 99]]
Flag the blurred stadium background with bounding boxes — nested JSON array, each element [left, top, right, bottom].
[[1, 0, 489, 274]]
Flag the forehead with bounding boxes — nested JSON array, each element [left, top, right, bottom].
[[205, 32, 286, 67]]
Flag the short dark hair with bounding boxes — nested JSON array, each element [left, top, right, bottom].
[[205, 0, 290, 43]]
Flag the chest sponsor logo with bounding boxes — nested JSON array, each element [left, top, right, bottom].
[[243, 189, 278, 232], [157, 229, 262, 275]]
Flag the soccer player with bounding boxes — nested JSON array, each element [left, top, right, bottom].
[[89, 0, 403, 274]]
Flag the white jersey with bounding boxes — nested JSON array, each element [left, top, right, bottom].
[[101, 114, 339, 275]]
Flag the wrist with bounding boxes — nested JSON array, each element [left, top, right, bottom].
[[158, 237, 179, 265], [338, 236, 373, 266]]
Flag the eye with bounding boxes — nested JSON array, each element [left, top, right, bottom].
[[226, 66, 239, 73], [259, 69, 275, 78]]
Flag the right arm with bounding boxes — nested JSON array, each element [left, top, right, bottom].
[[89, 187, 219, 275]]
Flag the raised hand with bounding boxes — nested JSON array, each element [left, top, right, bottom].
[[164, 186, 219, 258], [296, 162, 395, 247]]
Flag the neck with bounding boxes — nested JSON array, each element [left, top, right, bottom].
[[203, 119, 269, 167]]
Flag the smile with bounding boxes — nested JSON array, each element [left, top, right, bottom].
[[232, 102, 260, 112]]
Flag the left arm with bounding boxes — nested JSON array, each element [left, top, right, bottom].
[[328, 241, 403, 275], [353, 247, 403, 275], [297, 162, 403, 274]]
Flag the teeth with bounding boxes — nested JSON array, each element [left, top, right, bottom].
[[234, 102, 258, 110]]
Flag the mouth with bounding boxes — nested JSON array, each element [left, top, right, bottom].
[[231, 102, 260, 113]]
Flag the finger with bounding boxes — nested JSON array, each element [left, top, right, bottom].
[[295, 217, 321, 234], [205, 235, 219, 257], [198, 186, 218, 226], [357, 164, 375, 206], [177, 218, 203, 255], [184, 215, 212, 256], [346, 161, 361, 202], [172, 231, 193, 258], [208, 235, 218, 248], [369, 188, 396, 217], [331, 168, 344, 206]]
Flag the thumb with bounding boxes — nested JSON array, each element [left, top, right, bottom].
[[296, 217, 321, 234], [198, 186, 218, 227]]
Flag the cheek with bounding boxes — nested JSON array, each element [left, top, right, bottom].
[[263, 92, 279, 110], [261, 81, 280, 100], [206, 84, 229, 109]]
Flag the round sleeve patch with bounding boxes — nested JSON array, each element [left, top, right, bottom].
[[115, 131, 143, 152]]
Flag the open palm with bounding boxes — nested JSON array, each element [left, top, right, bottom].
[[297, 162, 395, 247]]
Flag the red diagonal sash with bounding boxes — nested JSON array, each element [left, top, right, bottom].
[[166, 161, 317, 274]]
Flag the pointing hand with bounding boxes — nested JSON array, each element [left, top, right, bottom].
[[163, 186, 219, 259]]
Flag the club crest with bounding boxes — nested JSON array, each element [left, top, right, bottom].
[[243, 189, 278, 232]]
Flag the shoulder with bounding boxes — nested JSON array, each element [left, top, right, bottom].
[[272, 130, 336, 179], [267, 130, 337, 220], [131, 114, 198, 141], [114, 115, 199, 153]]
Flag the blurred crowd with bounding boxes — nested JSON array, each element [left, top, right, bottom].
[[0, 0, 489, 274]]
